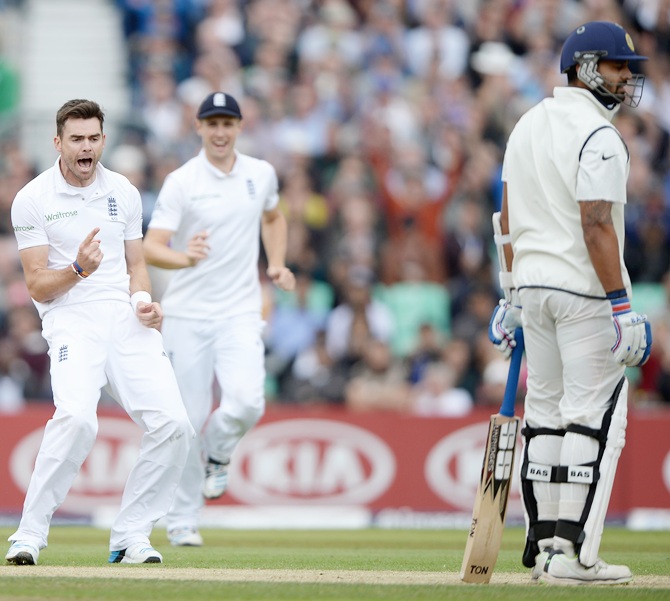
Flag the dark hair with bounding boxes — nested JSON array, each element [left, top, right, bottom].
[[565, 65, 578, 84], [56, 99, 105, 138]]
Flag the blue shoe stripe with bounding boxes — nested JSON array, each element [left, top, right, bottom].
[[108, 549, 125, 563]]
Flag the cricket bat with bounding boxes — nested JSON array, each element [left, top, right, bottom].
[[460, 330, 524, 583]]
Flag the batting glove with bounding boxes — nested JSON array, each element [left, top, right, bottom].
[[609, 290, 653, 367], [488, 298, 522, 360]]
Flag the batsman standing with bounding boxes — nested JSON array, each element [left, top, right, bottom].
[[143, 91, 295, 546], [489, 22, 652, 584], [6, 99, 194, 566]]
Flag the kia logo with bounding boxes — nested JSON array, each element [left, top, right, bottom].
[[425, 422, 523, 515], [9, 417, 142, 513], [229, 419, 395, 505]]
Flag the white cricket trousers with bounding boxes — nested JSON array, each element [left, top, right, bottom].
[[519, 288, 626, 428], [161, 313, 266, 530], [9, 302, 194, 551], [519, 288, 627, 528]]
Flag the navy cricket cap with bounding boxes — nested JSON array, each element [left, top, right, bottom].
[[560, 21, 647, 73], [197, 92, 242, 120]]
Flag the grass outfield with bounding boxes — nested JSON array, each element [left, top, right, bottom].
[[0, 526, 668, 600]]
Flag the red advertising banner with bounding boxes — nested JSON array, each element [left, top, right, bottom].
[[1, 405, 669, 522]]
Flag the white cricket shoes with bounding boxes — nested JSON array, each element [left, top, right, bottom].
[[539, 550, 632, 585], [167, 527, 203, 547], [108, 542, 162, 564], [203, 458, 229, 499], [6, 541, 39, 565], [530, 549, 551, 581]]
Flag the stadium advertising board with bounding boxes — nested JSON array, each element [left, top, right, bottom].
[[0, 405, 668, 525]]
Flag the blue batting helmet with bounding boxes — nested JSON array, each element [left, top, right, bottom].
[[560, 21, 647, 73]]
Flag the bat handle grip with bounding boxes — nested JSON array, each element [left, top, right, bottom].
[[500, 329, 524, 418]]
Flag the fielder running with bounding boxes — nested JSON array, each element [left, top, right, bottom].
[[489, 22, 652, 584], [143, 91, 295, 546], [6, 99, 194, 566]]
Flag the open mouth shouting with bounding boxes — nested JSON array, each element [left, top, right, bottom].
[[61, 153, 99, 186], [78, 157, 94, 170]]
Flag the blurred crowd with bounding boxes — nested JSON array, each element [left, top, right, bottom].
[[1, 0, 670, 415]]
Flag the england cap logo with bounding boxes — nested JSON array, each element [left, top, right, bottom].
[[197, 92, 242, 120]]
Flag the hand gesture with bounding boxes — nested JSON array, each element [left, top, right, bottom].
[[186, 230, 210, 266], [267, 265, 295, 292], [76, 227, 103, 274], [135, 299, 163, 330]]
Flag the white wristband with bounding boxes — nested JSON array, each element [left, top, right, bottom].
[[131, 291, 152, 312]]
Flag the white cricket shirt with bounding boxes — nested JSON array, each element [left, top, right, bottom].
[[147, 149, 279, 319], [11, 158, 143, 318], [502, 87, 631, 297]]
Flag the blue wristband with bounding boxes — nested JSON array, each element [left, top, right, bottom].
[[71, 260, 90, 279], [605, 289, 627, 300]]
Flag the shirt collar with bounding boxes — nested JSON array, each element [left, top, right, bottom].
[[199, 148, 239, 178], [553, 86, 620, 122]]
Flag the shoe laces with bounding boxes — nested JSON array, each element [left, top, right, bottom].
[[591, 558, 610, 573], [206, 460, 229, 478]]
